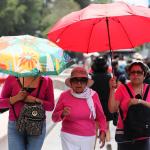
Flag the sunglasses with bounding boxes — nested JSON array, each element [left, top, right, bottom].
[[70, 77, 88, 84], [130, 70, 144, 75]]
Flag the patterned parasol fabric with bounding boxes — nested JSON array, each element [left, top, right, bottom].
[[0, 35, 73, 77]]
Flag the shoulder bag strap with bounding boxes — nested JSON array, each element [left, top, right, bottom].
[[143, 85, 150, 101], [119, 84, 134, 121], [15, 76, 43, 97], [120, 84, 150, 121], [12, 77, 43, 120], [123, 84, 134, 98], [16, 77, 23, 89], [36, 77, 43, 98]]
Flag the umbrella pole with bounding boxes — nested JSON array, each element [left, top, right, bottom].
[[23, 77, 24, 89], [106, 17, 114, 76]]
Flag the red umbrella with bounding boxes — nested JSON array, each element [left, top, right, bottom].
[[48, 1, 150, 54]]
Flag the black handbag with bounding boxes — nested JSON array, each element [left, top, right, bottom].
[[117, 84, 150, 141], [12, 78, 46, 136]]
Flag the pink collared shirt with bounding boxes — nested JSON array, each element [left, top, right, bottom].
[[0, 75, 55, 121], [52, 89, 107, 136], [115, 82, 150, 129]]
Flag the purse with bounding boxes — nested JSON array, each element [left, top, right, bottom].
[[16, 102, 45, 136], [12, 78, 46, 136]]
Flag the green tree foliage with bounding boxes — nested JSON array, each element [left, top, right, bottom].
[[0, 0, 80, 36], [41, 0, 80, 37], [0, 0, 111, 36], [0, 0, 43, 35], [74, 0, 91, 8], [74, 0, 112, 8], [93, 0, 112, 3]]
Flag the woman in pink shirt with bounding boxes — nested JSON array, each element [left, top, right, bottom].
[[52, 67, 107, 150], [0, 75, 55, 150], [108, 61, 150, 150]]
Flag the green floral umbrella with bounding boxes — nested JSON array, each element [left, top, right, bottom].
[[0, 35, 73, 77]]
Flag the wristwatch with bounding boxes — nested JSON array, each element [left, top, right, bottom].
[[138, 99, 142, 103]]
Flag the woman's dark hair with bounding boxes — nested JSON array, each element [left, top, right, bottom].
[[127, 61, 148, 76], [91, 56, 108, 73]]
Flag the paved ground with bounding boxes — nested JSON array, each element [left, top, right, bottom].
[[42, 121, 117, 150], [95, 121, 117, 150]]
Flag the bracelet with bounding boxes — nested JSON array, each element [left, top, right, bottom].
[[138, 99, 142, 103]]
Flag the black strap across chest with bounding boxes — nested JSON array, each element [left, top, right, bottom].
[[124, 84, 150, 100], [12, 77, 43, 119], [16, 77, 43, 97], [119, 84, 150, 120]]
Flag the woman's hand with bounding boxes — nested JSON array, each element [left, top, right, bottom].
[[24, 95, 35, 103], [99, 131, 106, 148], [128, 98, 139, 107], [10, 90, 27, 104], [108, 76, 120, 113], [109, 76, 117, 90], [24, 95, 35, 102], [61, 107, 71, 118]]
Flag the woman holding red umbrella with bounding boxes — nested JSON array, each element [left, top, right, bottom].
[[108, 61, 150, 150]]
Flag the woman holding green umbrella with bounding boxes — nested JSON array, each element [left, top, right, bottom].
[[0, 73, 55, 150], [0, 34, 73, 150], [0, 35, 61, 150]]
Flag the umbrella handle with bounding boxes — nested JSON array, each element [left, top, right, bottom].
[[109, 51, 115, 76]]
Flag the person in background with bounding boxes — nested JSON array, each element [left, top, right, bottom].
[[117, 64, 129, 85], [52, 67, 107, 150], [112, 60, 123, 81], [144, 70, 150, 84], [0, 73, 55, 150], [90, 56, 115, 150], [143, 58, 150, 84], [108, 61, 150, 150]]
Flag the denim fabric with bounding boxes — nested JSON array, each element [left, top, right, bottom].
[[8, 120, 46, 150]]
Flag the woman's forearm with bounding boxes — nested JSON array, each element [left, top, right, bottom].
[[108, 89, 119, 113]]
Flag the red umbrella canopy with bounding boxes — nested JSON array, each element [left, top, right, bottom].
[[48, 1, 150, 53]]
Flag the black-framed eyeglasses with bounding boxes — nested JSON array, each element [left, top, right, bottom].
[[70, 77, 88, 84], [130, 70, 144, 76]]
